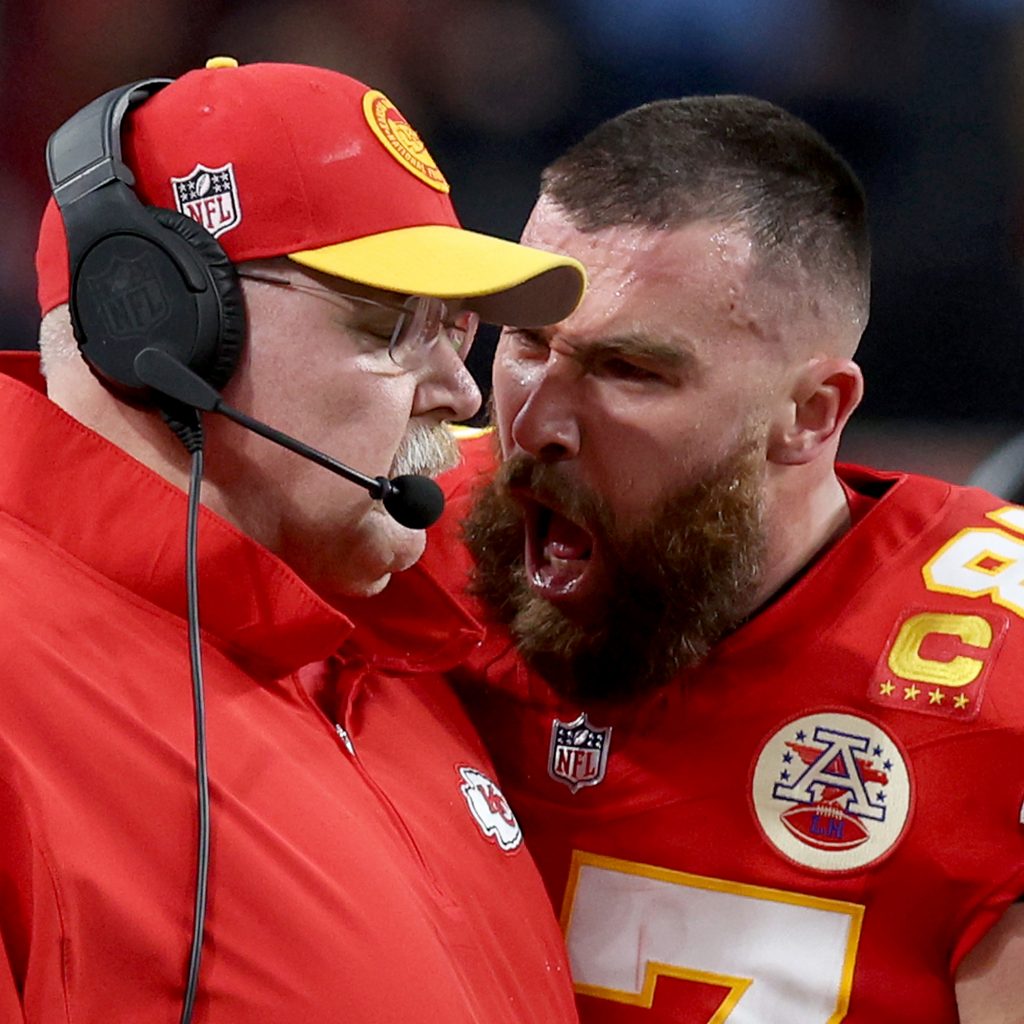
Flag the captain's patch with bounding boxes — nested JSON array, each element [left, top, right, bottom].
[[869, 608, 1007, 720]]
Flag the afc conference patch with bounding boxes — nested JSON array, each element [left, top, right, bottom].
[[751, 711, 912, 872], [549, 713, 612, 793], [171, 162, 242, 238]]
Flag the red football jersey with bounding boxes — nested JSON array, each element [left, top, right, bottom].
[[421, 432, 1024, 1023]]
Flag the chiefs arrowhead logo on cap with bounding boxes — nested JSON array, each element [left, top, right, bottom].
[[362, 89, 450, 193]]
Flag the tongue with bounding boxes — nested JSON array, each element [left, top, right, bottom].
[[544, 512, 592, 561]]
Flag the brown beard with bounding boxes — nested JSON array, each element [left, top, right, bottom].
[[463, 441, 767, 704]]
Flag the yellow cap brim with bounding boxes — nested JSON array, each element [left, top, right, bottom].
[[287, 224, 586, 327]]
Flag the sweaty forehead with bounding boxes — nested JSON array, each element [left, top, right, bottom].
[[521, 200, 757, 335]]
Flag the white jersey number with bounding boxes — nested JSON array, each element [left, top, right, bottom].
[[923, 508, 1024, 619], [562, 852, 863, 1022]]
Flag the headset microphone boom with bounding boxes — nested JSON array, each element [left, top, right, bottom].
[[133, 347, 445, 530]]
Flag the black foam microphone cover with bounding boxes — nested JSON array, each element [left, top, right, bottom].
[[383, 475, 445, 529]]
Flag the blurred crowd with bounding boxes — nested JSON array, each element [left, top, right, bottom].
[[2, 0, 1023, 451]]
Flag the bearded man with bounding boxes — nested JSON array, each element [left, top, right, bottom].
[[406, 95, 1024, 1023]]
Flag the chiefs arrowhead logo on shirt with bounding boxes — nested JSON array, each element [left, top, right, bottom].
[[459, 766, 522, 851]]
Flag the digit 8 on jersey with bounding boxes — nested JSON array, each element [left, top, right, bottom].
[[923, 510, 1024, 618]]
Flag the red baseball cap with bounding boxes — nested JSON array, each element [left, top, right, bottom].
[[36, 57, 585, 325]]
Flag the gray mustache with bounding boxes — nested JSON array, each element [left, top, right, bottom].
[[390, 425, 460, 478]]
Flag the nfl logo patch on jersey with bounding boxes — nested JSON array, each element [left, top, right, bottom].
[[549, 713, 611, 793], [171, 162, 242, 238], [751, 712, 912, 872]]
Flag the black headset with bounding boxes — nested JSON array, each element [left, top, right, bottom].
[[46, 78, 246, 398]]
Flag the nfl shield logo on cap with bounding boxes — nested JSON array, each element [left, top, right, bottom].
[[171, 162, 242, 238], [549, 713, 612, 793]]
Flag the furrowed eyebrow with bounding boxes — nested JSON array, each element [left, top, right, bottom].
[[503, 325, 547, 343], [581, 332, 695, 372], [505, 325, 698, 376]]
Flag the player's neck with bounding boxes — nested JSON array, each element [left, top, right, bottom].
[[754, 466, 851, 611]]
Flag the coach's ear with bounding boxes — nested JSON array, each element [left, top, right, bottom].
[[767, 357, 863, 466]]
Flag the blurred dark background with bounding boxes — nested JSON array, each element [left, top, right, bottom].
[[3, 0, 1023, 480]]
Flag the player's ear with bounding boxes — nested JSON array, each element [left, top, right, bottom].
[[767, 357, 863, 465]]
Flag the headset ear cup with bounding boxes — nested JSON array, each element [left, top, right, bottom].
[[149, 207, 246, 391]]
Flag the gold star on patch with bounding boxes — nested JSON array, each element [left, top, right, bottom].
[[954, 694, 970, 709], [880, 680, 896, 696], [928, 689, 945, 705], [904, 685, 921, 701]]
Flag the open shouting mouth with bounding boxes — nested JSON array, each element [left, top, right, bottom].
[[521, 496, 603, 612]]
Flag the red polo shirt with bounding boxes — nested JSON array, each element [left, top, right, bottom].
[[0, 353, 577, 1023]]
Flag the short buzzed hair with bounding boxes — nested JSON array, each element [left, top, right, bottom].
[[542, 95, 870, 327]]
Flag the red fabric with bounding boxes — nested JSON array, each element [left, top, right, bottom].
[[420, 432, 1024, 1023], [0, 358, 577, 1023], [840, 468, 877, 526], [0, 350, 45, 390]]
